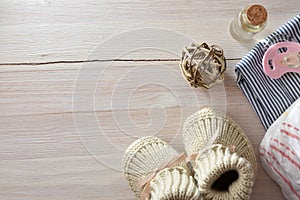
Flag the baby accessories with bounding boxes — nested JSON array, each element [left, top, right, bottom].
[[235, 14, 300, 129], [122, 136, 200, 200], [183, 107, 256, 199], [122, 108, 257, 199]]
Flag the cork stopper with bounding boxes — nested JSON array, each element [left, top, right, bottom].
[[246, 5, 267, 26]]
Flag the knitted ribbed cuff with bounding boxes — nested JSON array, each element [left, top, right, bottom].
[[150, 166, 200, 200], [194, 145, 255, 200]]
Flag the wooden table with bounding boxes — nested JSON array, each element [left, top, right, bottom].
[[1, 1, 299, 199]]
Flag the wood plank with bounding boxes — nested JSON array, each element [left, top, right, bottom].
[[0, 61, 284, 199], [1, 0, 299, 63]]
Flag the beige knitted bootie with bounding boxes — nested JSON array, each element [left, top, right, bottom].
[[121, 136, 200, 200], [183, 108, 257, 199], [183, 107, 257, 173], [193, 144, 255, 200]]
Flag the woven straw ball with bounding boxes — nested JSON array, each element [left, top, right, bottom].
[[183, 107, 257, 174], [180, 42, 226, 89]]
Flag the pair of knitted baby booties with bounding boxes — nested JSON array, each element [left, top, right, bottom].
[[122, 107, 257, 200]]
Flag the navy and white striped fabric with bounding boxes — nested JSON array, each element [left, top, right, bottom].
[[235, 14, 300, 130]]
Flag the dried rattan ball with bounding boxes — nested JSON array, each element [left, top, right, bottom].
[[180, 42, 226, 89]]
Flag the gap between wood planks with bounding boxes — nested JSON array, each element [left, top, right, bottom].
[[0, 58, 241, 66]]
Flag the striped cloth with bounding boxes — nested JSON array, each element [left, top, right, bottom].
[[235, 14, 300, 130]]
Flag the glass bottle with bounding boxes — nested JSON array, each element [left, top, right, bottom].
[[230, 4, 267, 41]]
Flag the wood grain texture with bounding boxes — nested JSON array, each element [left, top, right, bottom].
[[1, 0, 299, 63], [0, 61, 285, 199], [1, 0, 299, 199]]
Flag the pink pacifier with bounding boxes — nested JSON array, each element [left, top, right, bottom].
[[263, 41, 300, 79]]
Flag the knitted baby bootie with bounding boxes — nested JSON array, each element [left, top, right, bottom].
[[194, 144, 255, 200], [183, 108, 257, 199], [183, 107, 257, 172], [121, 136, 200, 200]]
